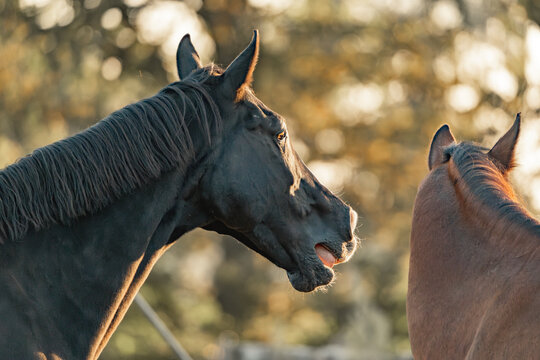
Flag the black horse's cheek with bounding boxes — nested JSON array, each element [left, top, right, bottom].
[[286, 265, 334, 292]]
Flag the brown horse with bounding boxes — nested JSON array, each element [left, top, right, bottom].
[[407, 114, 540, 359]]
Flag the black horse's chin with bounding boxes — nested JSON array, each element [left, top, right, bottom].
[[287, 265, 334, 292]]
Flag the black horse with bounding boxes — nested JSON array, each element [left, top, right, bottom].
[[0, 31, 358, 359]]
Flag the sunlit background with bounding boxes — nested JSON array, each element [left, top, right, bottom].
[[2, 0, 540, 359]]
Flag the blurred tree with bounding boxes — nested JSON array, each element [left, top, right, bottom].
[[1, 0, 540, 359]]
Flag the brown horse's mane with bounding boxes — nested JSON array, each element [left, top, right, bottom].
[[445, 141, 540, 242], [0, 66, 224, 245]]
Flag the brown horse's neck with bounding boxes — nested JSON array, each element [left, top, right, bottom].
[[0, 169, 210, 360], [409, 164, 540, 314], [448, 160, 540, 254], [409, 163, 540, 359]]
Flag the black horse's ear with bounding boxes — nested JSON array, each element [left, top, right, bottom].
[[177, 34, 203, 80], [221, 30, 259, 101], [428, 124, 456, 170], [488, 113, 521, 173]]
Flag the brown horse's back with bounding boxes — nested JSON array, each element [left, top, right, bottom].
[[408, 116, 540, 359]]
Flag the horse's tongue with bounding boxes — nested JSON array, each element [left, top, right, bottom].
[[315, 244, 336, 268]]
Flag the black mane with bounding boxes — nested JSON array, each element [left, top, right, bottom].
[[0, 67, 222, 244]]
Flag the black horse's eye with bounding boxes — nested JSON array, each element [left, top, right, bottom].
[[276, 130, 287, 142]]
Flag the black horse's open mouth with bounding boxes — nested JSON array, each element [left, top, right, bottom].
[[315, 244, 338, 268]]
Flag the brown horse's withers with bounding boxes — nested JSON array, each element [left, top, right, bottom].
[[408, 114, 540, 359]]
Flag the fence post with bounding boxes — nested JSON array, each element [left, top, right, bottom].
[[134, 293, 193, 360]]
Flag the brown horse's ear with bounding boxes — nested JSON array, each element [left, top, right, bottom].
[[428, 124, 456, 170], [221, 30, 259, 101], [177, 34, 203, 80], [488, 113, 521, 173]]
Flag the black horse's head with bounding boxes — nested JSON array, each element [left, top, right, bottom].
[[178, 31, 358, 292]]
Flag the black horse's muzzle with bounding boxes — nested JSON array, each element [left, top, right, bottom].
[[285, 206, 359, 292]]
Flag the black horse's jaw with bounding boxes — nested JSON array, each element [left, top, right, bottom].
[[205, 220, 339, 292]]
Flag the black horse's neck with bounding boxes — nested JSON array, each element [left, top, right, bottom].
[[0, 166, 212, 359], [0, 81, 221, 359]]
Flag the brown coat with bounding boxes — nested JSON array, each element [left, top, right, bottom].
[[408, 115, 540, 359]]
